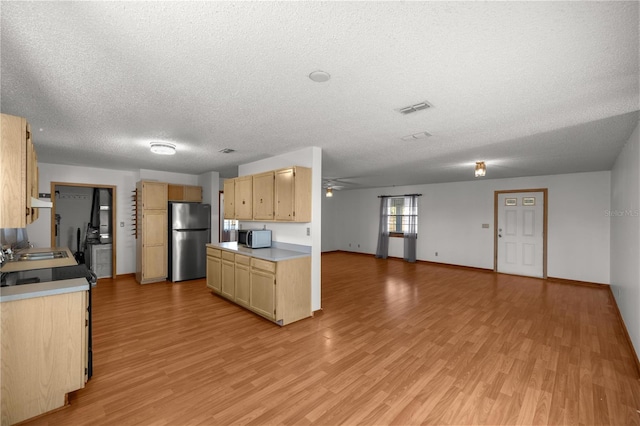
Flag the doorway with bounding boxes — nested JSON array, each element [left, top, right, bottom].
[[50, 182, 117, 279], [494, 189, 547, 278]]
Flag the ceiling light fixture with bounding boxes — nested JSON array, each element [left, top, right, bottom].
[[309, 70, 331, 83], [219, 148, 235, 154], [325, 187, 333, 197], [475, 161, 486, 178], [150, 142, 176, 155]]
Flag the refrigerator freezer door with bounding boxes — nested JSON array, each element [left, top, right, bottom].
[[171, 203, 211, 230], [171, 229, 210, 281]]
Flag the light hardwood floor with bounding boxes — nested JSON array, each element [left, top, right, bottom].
[[24, 252, 640, 425]]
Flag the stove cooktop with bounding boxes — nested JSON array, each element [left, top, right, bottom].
[[1, 264, 94, 287]]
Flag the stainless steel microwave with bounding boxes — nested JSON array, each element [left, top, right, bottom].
[[238, 229, 271, 248]]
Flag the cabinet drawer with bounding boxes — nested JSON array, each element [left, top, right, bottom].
[[222, 251, 235, 262], [235, 254, 250, 265], [207, 248, 221, 258], [251, 258, 276, 273]]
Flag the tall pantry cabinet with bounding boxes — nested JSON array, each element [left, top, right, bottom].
[[135, 181, 168, 284]]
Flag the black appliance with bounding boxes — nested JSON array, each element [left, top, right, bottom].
[[1, 264, 96, 379]]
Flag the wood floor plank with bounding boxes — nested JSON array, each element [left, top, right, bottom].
[[19, 252, 640, 425]]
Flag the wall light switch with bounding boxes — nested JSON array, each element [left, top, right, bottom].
[[306, 227, 310, 236], [120, 222, 125, 227]]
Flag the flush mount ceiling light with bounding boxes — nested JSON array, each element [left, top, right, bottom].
[[150, 142, 176, 155], [325, 187, 333, 197], [475, 161, 486, 178], [309, 70, 331, 83], [397, 101, 432, 115]]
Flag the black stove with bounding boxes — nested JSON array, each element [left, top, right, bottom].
[[1, 264, 95, 287]]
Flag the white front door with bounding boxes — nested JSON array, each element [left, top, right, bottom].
[[497, 191, 545, 278]]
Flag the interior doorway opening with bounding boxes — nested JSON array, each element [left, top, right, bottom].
[[50, 182, 117, 279]]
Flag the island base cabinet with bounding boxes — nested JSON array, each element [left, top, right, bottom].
[[206, 249, 222, 292], [205, 245, 311, 326], [1, 291, 87, 426], [235, 256, 251, 308], [250, 270, 276, 320]]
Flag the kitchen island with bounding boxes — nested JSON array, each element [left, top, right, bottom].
[[206, 242, 311, 325], [0, 247, 89, 426]]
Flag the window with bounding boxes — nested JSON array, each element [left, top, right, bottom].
[[385, 196, 418, 237]]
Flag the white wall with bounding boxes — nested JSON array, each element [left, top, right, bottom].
[[140, 169, 199, 185], [238, 147, 323, 311], [198, 171, 220, 243], [28, 163, 211, 275], [610, 122, 640, 357], [323, 171, 611, 284], [28, 163, 139, 274], [56, 186, 93, 249]]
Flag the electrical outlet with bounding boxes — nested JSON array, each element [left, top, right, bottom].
[[120, 222, 124, 227], [482, 223, 490, 228], [349, 243, 351, 247], [306, 227, 310, 236], [358, 244, 360, 248], [435, 252, 438, 256]]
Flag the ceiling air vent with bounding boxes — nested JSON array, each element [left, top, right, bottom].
[[397, 101, 432, 115], [218, 148, 235, 154], [401, 131, 432, 141]]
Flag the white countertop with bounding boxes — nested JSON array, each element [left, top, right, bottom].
[[208, 242, 311, 262], [0, 278, 89, 303]]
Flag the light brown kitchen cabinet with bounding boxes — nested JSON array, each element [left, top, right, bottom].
[[274, 166, 311, 222], [221, 251, 235, 299], [234, 176, 253, 220], [0, 113, 40, 228], [1, 290, 88, 425], [235, 255, 251, 308], [223, 166, 311, 222], [136, 181, 168, 284], [168, 184, 203, 202], [206, 248, 222, 292], [252, 171, 274, 220], [205, 245, 311, 326], [249, 262, 276, 321], [223, 179, 235, 219]]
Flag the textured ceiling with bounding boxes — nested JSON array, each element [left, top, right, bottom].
[[1, 1, 638, 189]]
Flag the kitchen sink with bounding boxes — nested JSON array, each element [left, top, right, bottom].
[[14, 251, 69, 261]]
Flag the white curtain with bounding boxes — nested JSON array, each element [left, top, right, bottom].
[[403, 195, 418, 262], [375, 197, 390, 259]]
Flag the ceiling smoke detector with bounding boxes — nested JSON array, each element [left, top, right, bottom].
[[397, 101, 432, 115], [218, 148, 235, 154]]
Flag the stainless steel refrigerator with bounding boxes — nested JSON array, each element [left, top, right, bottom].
[[168, 202, 211, 282]]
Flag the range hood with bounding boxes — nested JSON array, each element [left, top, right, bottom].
[[31, 197, 53, 208]]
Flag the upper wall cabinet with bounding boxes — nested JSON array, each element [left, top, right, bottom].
[[234, 176, 253, 220], [0, 113, 39, 228], [222, 166, 311, 223], [168, 184, 203, 202], [253, 171, 274, 221], [223, 179, 235, 219], [275, 166, 311, 222]]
